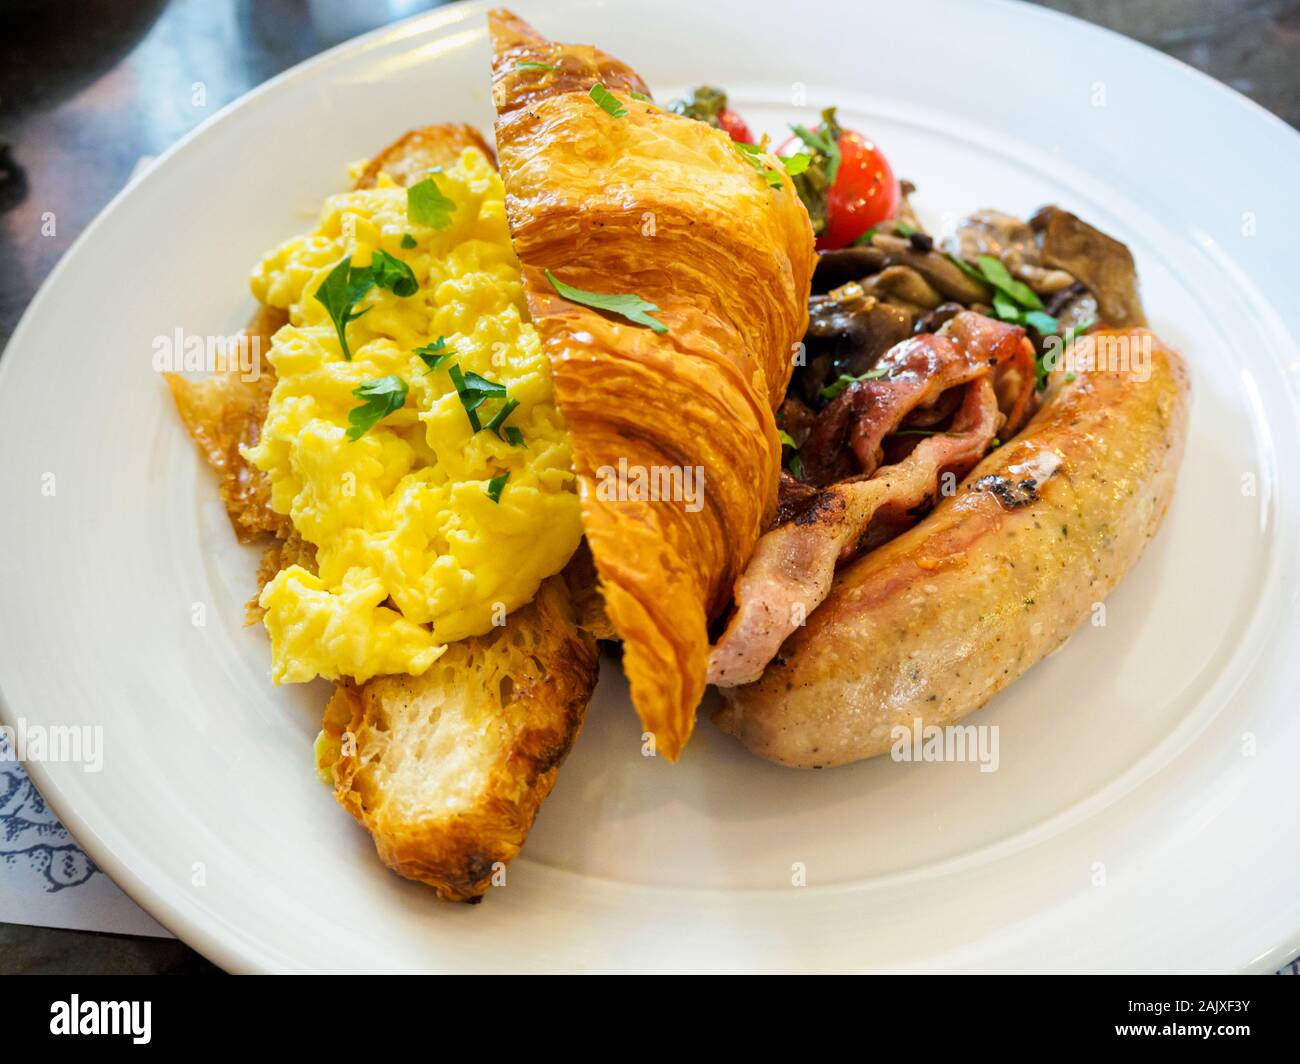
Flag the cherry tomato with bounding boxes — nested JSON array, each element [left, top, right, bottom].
[[779, 125, 900, 249], [717, 108, 753, 144]]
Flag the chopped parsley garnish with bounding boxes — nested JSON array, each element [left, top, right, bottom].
[[854, 226, 878, 246], [789, 112, 842, 185], [820, 366, 887, 402], [448, 364, 507, 432], [589, 83, 627, 118], [485, 471, 510, 503], [1022, 310, 1060, 334], [314, 255, 377, 361], [957, 249, 1098, 390], [400, 233, 417, 249], [484, 397, 521, 442], [946, 251, 1091, 391], [407, 175, 456, 230], [786, 107, 843, 236], [734, 141, 785, 188], [894, 220, 919, 238], [368, 249, 418, 297], [514, 60, 556, 71], [778, 428, 804, 478], [947, 252, 989, 285], [313, 251, 421, 360], [346, 375, 408, 441], [668, 85, 730, 126], [958, 252, 1055, 332], [544, 269, 667, 334], [973, 255, 1043, 309], [414, 337, 453, 374], [629, 90, 653, 103], [734, 142, 808, 189]]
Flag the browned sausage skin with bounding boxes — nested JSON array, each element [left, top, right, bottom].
[[714, 328, 1190, 769]]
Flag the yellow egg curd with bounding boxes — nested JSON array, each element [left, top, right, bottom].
[[243, 147, 581, 684]]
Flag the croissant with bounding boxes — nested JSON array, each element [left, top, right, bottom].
[[489, 10, 815, 758]]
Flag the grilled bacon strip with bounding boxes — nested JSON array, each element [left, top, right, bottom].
[[708, 312, 1034, 688], [709, 377, 1001, 686], [801, 312, 1032, 485]]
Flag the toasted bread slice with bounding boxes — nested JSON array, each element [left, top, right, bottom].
[[316, 574, 598, 901], [164, 305, 291, 542], [353, 123, 496, 189]]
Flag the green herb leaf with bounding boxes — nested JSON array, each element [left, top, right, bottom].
[[819, 366, 887, 402], [946, 252, 989, 286], [786, 107, 843, 235], [313, 255, 376, 362], [1063, 319, 1095, 344], [734, 141, 788, 189], [407, 176, 456, 230], [777, 429, 798, 449], [514, 60, 556, 71], [346, 375, 408, 441], [991, 290, 1024, 323], [1035, 355, 1050, 393], [668, 85, 728, 126], [589, 83, 628, 119], [788, 453, 805, 480], [975, 255, 1043, 309], [485, 471, 510, 503], [629, 90, 653, 103], [414, 337, 452, 374], [503, 425, 525, 447], [1022, 310, 1059, 335], [485, 397, 521, 441], [368, 249, 418, 297], [781, 153, 811, 176], [853, 226, 878, 247], [544, 269, 667, 334], [895, 220, 918, 238], [790, 108, 842, 185], [400, 233, 417, 249], [448, 365, 507, 432]]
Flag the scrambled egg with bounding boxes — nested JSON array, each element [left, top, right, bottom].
[[243, 147, 582, 684]]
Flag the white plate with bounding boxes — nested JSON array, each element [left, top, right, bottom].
[[2, 0, 1299, 973]]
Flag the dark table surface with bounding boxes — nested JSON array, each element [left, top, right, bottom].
[[2, 0, 1297, 975]]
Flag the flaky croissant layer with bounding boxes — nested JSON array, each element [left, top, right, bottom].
[[490, 10, 815, 758]]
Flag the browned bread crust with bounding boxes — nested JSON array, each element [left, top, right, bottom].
[[317, 575, 598, 901]]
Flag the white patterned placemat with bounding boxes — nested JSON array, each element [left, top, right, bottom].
[[1, 738, 169, 938]]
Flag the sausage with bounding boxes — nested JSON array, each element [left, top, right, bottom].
[[713, 328, 1190, 768]]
